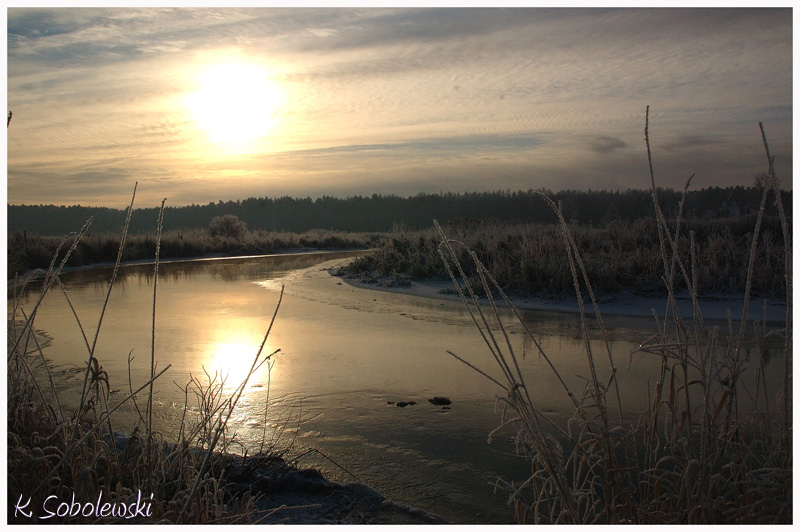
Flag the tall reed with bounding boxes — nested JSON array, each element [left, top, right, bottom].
[[436, 112, 791, 524]]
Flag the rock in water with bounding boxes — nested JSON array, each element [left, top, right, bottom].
[[428, 396, 451, 406]]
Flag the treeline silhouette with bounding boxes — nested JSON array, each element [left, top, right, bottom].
[[8, 186, 791, 236]]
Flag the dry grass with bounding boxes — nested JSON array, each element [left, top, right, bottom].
[[436, 111, 791, 524], [8, 226, 382, 279], [7, 185, 289, 523], [344, 214, 787, 300]]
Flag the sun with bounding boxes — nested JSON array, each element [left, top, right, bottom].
[[186, 61, 283, 148]]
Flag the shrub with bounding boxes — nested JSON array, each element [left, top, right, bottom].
[[209, 215, 247, 240]]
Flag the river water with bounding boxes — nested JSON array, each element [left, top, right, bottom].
[[9, 251, 787, 523]]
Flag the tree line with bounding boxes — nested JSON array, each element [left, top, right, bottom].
[[7, 186, 791, 236]]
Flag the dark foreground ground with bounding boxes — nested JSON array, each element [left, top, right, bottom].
[[222, 454, 448, 524]]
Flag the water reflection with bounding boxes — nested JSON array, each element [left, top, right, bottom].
[[204, 340, 270, 393]]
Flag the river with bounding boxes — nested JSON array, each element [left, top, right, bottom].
[[9, 251, 787, 523]]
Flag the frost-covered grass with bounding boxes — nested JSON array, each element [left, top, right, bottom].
[[8, 226, 383, 278], [343, 213, 788, 300]]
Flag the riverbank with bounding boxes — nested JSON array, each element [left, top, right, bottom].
[[7, 225, 382, 279], [220, 453, 447, 524], [12, 228, 788, 325], [15, 245, 784, 324], [339, 217, 790, 308], [9, 427, 447, 524], [7, 247, 370, 290], [332, 264, 789, 324]]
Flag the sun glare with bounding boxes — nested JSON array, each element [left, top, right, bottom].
[[186, 61, 283, 149], [206, 341, 269, 392]]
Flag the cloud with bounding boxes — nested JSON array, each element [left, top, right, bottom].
[[6, 8, 793, 207], [659, 134, 727, 152], [584, 136, 628, 155], [292, 8, 548, 52], [283, 133, 546, 157]]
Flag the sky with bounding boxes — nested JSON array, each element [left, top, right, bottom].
[[5, 6, 794, 208]]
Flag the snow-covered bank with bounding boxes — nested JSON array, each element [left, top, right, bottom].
[[332, 268, 788, 324]]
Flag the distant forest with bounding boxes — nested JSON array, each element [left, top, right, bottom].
[[7, 186, 792, 236]]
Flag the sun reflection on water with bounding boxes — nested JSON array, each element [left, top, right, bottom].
[[203, 340, 275, 394]]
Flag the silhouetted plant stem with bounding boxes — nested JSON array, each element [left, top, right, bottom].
[[77, 183, 137, 425], [146, 197, 167, 490], [759, 122, 792, 441]]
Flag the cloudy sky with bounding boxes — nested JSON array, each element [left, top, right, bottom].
[[6, 6, 793, 208]]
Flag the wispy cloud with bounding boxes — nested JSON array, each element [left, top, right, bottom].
[[583, 136, 628, 155], [7, 7, 792, 207]]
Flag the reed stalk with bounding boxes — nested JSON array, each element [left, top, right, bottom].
[[76, 183, 137, 434], [759, 122, 792, 438]]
